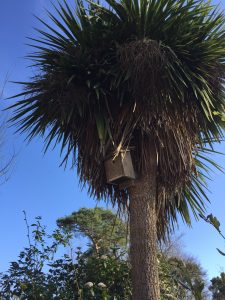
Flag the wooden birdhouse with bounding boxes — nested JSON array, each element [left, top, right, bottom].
[[104, 150, 136, 185]]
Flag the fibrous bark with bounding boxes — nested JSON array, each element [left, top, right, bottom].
[[129, 145, 160, 300]]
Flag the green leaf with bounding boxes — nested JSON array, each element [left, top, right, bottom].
[[208, 214, 221, 231], [217, 248, 225, 256]]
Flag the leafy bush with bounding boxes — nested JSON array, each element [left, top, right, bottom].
[[0, 214, 130, 300], [0, 211, 207, 299]]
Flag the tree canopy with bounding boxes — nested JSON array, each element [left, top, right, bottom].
[[209, 272, 225, 300], [9, 0, 225, 236], [57, 207, 127, 255]]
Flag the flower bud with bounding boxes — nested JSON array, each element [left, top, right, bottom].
[[98, 282, 107, 288], [84, 282, 94, 289]]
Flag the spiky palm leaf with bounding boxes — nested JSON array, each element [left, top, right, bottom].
[[9, 0, 225, 237]]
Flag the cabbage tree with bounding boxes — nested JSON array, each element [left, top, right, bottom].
[[10, 0, 225, 299]]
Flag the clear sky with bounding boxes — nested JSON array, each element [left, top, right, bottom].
[[0, 0, 225, 283]]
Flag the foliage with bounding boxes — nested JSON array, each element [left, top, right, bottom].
[[200, 213, 225, 256], [0, 210, 210, 300], [0, 246, 130, 300], [159, 235, 210, 299], [165, 256, 208, 300], [57, 207, 128, 255], [78, 253, 131, 299], [56, 208, 210, 299], [0, 214, 130, 300], [159, 255, 187, 299], [201, 214, 225, 299], [0, 213, 73, 300], [209, 272, 225, 300], [9, 0, 225, 237]]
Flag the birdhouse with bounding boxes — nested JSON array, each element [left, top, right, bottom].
[[104, 150, 136, 185]]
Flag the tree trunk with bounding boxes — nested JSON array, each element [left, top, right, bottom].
[[128, 147, 160, 300]]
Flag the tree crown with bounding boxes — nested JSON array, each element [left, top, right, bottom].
[[10, 0, 225, 236]]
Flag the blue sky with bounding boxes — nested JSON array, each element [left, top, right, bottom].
[[0, 0, 225, 282]]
